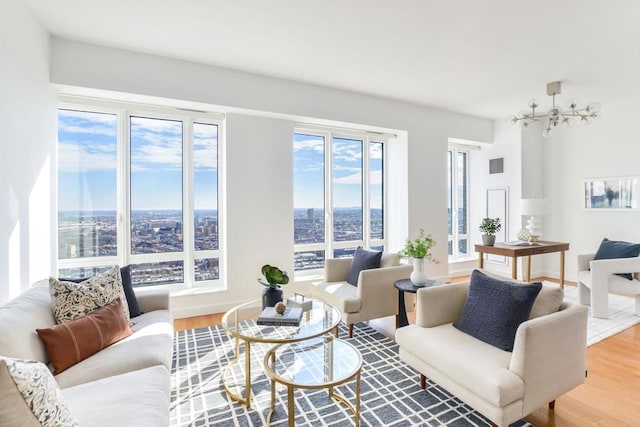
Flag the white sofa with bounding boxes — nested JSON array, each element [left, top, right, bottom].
[[311, 253, 412, 337], [395, 279, 587, 427], [0, 279, 174, 426], [577, 252, 640, 318]]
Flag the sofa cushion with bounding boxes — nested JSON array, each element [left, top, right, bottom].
[[0, 357, 78, 427], [477, 269, 563, 319], [380, 252, 400, 268], [311, 281, 361, 313], [54, 309, 174, 389], [50, 266, 130, 323], [594, 238, 640, 280], [36, 298, 133, 374], [396, 324, 524, 407], [0, 282, 54, 363], [454, 269, 542, 351], [62, 365, 169, 427], [347, 247, 382, 286]]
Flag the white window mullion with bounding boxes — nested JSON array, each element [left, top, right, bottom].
[[362, 137, 371, 248], [325, 132, 334, 259], [183, 119, 194, 287], [122, 112, 132, 266]]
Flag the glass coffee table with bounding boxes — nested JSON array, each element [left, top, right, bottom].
[[263, 336, 362, 427], [221, 299, 341, 407]]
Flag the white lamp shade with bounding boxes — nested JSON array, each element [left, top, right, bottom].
[[521, 198, 547, 216]]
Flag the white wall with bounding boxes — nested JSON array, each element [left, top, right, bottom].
[[543, 100, 640, 281], [48, 38, 493, 315], [0, 1, 56, 303]]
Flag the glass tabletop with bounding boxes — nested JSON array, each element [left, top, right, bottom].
[[221, 299, 341, 343], [264, 336, 362, 387]]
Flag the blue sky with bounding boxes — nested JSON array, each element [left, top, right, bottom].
[[293, 133, 383, 209], [58, 110, 218, 212], [58, 110, 380, 213]]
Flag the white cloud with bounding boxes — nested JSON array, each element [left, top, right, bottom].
[[333, 170, 382, 185], [58, 141, 116, 172]]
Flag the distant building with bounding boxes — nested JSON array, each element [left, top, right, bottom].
[[307, 208, 314, 220]]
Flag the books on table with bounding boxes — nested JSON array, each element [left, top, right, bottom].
[[502, 240, 539, 246], [257, 306, 303, 326]]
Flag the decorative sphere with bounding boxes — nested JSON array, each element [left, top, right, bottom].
[[274, 302, 286, 314]]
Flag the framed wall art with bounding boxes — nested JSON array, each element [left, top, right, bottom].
[[584, 177, 640, 210]]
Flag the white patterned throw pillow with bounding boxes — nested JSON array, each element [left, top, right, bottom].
[[0, 357, 78, 427], [49, 266, 130, 324]]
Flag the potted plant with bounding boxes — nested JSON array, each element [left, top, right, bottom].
[[479, 217, 501, 246], [258, 264, 289, 309], [397, 229, 439, 285]]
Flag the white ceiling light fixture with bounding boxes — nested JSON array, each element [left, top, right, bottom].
[[507, 81, 601, 137]]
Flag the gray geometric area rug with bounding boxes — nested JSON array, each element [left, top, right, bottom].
[[171, 323, 531, 426], [558, 283, 640, 346]]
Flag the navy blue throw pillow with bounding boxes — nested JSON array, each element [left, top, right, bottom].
[[454, 269, 542, 351], [347, 247, 382, 286], [593, 238, 640, 280], [119, 265, 143, 317]]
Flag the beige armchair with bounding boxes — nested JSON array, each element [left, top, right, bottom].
[[310, 253, 412, 337], [577, 252, 640, 318], [396, 281, 587, 427]]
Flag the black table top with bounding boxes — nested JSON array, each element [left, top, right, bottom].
[[394, 278, 443, 293]]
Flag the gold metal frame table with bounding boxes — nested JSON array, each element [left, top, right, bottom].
[[220, 299, 341, 407], [263, 336, 362, 427], [475, 241, 570, 287]]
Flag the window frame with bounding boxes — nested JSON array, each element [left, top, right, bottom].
[[56, 98, 224, 290], [293, 127, 387, 274], [448, 146, 470, 260]]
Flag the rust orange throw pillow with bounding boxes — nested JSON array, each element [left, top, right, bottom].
[[36, 298, 132, 374]]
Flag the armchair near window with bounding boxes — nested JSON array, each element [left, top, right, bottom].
[[576, 253, 640, 318], [310, 253, 412, 337]]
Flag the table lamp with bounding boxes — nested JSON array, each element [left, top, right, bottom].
[[520, 198, 547, 242]]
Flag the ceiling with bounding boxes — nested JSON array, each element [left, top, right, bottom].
[[26, 0, 640, 120]]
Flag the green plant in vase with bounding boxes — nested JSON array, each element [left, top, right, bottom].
[[479, 217, 501, 246], [397, 229, 439, 285], [258, 264, 289, 309]]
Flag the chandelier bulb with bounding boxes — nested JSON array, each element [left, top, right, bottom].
[[542, 128, 551, 138], [528, 98, 539, 109], [505, 115, 518, 125], [586, 102, 602, 114], [561, 117, 575, 128], [566, 98, 578, 110]]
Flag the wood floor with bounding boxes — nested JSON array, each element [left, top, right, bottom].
[[173, 278, 640, 427]]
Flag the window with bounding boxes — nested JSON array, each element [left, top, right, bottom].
[[293, 129, 385, 271], [448, 147, 469, 259], [57, 103, 222, 288]]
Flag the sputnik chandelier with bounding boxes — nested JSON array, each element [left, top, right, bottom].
[[507, 81, 601, 137]]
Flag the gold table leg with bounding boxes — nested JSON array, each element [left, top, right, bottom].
[[511, 256, 518, 279], [478, 251, 484, 269], [560, 250, 566, 288], [526, 255, 531, 282], [287, 386, 294, 427]]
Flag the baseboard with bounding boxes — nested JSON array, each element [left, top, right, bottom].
[[171, 300, 243, 319]]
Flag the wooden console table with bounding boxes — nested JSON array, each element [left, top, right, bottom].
[[474, 241, 570, 288]]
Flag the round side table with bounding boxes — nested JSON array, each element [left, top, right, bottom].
[[394, 278, 443, 328]]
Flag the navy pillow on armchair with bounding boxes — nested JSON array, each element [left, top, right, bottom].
[[454, 269, 542, 351], [593, 238, 640, 280], [347, 247, 382, 286]]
